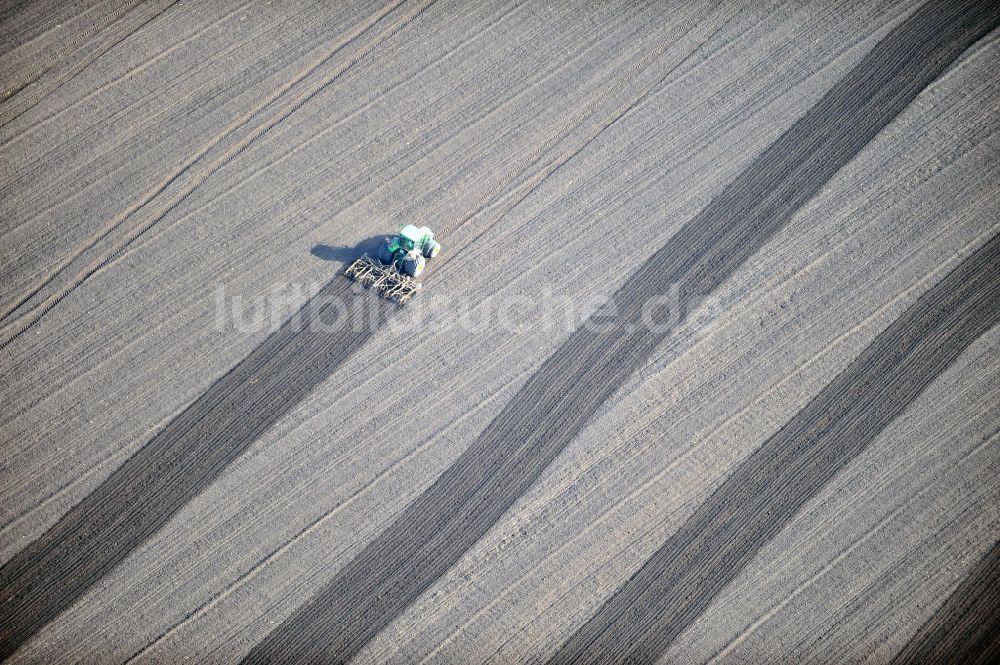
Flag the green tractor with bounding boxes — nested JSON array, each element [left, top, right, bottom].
[[375, 224, 440, 277], [344, 224, 441, 303]]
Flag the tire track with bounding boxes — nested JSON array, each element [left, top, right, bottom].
[[891, 538, 1000, 665], [442, 0, 730, 238], [434, 0, 736, 273], [549, 232, 1000, 664], [0, 0, 170, 127], [0, 0, 420, 345], [0, 0, 254, 151], [0, 278, 392, 661], [105, 0, 728, 305], [241, 1, 999, 662], [0, 0, 128, 93]]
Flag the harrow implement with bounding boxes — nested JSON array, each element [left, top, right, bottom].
[[345, 255, 421, 303]]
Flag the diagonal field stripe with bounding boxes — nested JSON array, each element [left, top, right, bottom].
[[243, 1, 1000, 662], [551, 232, 1000, 664], [0, 278, 392, 660]]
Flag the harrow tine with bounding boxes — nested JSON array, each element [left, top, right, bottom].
[[345, 254, 421, 304]]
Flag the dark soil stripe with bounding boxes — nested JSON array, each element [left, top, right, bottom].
[[242, 1, 1000, 662], [0, 278, 390, 660], [551, 235, 1000, 664], [892, 538, 1000, 665]]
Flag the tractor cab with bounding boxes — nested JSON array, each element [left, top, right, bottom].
[[373, 224, 441, 278], [398, 224, 425, 252]]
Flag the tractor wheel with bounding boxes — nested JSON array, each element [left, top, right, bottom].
[[423, 239, 440, 259], [403, 254, 426, 277], [376, 238, 394, 264]]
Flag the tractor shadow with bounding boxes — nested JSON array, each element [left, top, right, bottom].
[[311, 236, 385, 262]]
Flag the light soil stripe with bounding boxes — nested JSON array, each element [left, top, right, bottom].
[[242, 1, 1000, 662], [891, 539, 1000, 665]]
